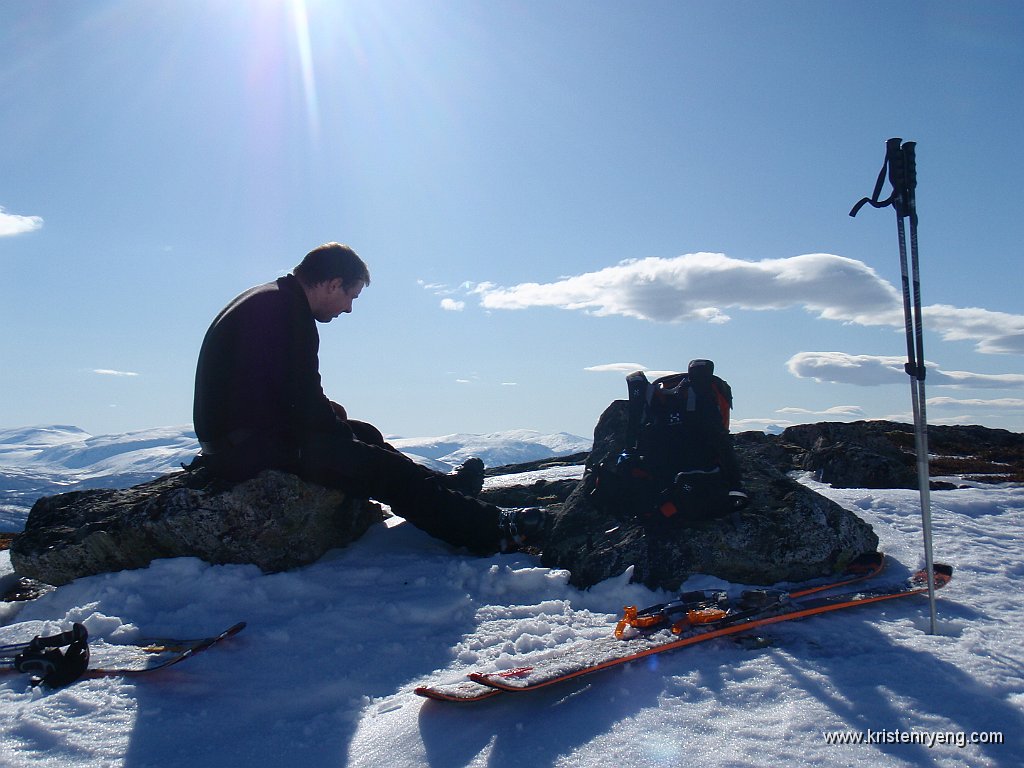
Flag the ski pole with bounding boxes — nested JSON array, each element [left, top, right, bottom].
[[850, 138, 938, 635]]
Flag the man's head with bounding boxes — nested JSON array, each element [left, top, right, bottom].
[[294, 242, 370, 322]]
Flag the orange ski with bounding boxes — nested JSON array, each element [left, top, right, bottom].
[[415, 552, 900, 703], [468, 564, 951, 695]]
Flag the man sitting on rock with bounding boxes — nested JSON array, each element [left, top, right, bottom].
[[191, 242, 541, 554]]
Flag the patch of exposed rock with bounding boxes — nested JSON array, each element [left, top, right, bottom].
[[11, 470, 383, 587]]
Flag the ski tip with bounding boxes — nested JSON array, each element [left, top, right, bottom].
[[912, 563, 953, 589], [414, 686, 501, 703], [467, 672, 509, 689]]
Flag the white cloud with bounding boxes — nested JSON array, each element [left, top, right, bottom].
[[776, 405, 867, 417], [928, 396, 1024, 410], [923, 304, 1024, 355], [0, 206, 43, 237], [473, 252, 902, 326], [584, 363, 649, 374], [787, 352, 1024, 389], [584, 363, 685, 379], [786, 352, 906, 386], [462, 252, 1024, 355], [440, 298, 465, 311], [928, 368, 1024, 388], [93, 369, 140, 377]]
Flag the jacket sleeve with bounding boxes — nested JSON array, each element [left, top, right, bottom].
[[280, 294, 346, 437]]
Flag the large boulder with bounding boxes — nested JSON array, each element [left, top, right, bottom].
[[540, 401, 879, 591], [10, 469, 383, 587]]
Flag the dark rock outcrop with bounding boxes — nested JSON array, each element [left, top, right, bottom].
[[540, 401, 879, 591], [11, 470, 383, 587], [767, 421, 1024, 488]]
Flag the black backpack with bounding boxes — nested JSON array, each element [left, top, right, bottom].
[[593, 359, 745, 526]]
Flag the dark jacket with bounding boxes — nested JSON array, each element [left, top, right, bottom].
[[193, 274, 343, 455]]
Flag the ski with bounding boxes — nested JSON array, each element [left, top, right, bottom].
[[415, 552, 888, 703], [86, 621, 247, 678], [469, 563, 951, 695], [0, 621, 246, 686]]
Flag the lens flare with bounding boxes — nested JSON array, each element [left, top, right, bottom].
[[289, 0, 319, 143]]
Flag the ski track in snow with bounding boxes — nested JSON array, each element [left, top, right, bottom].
[[1, 462, 1022, 766]]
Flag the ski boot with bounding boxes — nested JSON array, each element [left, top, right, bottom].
[[497, 507, 545, 553], [441, 457, 485, 497]]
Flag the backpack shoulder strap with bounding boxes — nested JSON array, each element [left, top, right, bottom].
[[710, 375, 732, 430], [624, 370, 650, 449]]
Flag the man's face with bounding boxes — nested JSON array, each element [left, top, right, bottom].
[[313, 279, 364, 322]]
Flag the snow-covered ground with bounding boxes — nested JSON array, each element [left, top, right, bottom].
[[1, 428, 1022, 767]]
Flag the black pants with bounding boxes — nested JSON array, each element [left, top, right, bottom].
[[296, 425, 502, 553]]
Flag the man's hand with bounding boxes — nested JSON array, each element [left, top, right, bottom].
[[330, 401, 348, 421]]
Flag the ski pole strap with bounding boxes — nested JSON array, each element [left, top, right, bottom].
[[849, 137, 917, 221], [13, 623, 90, 687]]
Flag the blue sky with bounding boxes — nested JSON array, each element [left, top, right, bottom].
[[2, 0, 1022, 440]]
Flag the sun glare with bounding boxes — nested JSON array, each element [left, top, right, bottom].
[[288, 0, 320, 143]]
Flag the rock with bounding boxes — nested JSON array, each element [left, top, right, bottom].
[[10, 469, 384, 587], [778, 421, 1024, 488], [479, 478, 579, 508], [539, 401, 879, 592], [803, 430, 916, 489]]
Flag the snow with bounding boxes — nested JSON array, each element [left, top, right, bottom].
[[0, 425, 199, 476], [1, 430, 1023, 767], [389, 430, 591, 472]]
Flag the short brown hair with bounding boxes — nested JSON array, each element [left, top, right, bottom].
[[294, 243, 370, 289]]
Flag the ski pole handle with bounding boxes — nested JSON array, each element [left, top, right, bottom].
[[885, 138, 912, 219], [903, 141, 918, 224], [901, 141, 917, 191]]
